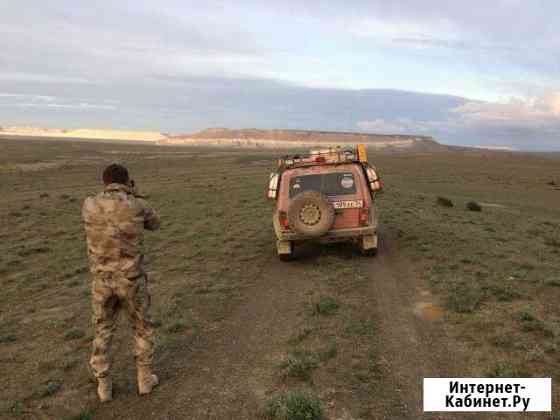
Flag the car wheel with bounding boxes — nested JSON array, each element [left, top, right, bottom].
[[279, 253, 294, 262], [277, 240, 294, 262], [287, 191, 335, 238], [359, 234, 378, 257], [361, 247, 378, 257]]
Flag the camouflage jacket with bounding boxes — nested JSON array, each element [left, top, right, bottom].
[[82, 183, 160, 278]]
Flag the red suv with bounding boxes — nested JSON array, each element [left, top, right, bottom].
[[267, 145, 382, 260]]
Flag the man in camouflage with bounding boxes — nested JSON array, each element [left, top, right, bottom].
[[82, 164, 160, 402]]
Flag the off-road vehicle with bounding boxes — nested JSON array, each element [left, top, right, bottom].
[[267, 144, 382, 261]]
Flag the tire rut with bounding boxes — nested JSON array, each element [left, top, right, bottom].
[[363, 233, 482, 420]]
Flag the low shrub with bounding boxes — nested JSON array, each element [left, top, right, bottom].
[[265, 390, 322, 420], [445, 282, 482, 313], [314, 296, 339, 316], [64, 328, 85, 340], [466, 201, 482, 212], [436, 196, 454, 207], [282, 350, 319, 381]]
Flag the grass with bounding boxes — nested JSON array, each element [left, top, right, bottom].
[[64, 328, 85, 340], [344, 319, 376, 337], [10, 401, 24, 416], [544, 278, 560, 287], [164, 319, 201, 337], [466, 201, 482, 212], [264, 390, 322, 420], [43, 380, 62, 397], [377, 151, 560, 383], [165, 320, 188, 333], [287, 327, 314, 345], [545, 237, 560, 249], [487, 283, 522, 302], [514, 311, 551, 335], [367, 347, 383, 377], [436, 196, 454, 207], [445, 282, 483, 313], [66, 409, 95, 420], [0, 334, 17, 343], [63, 358, 79, 371], [1, 138, 559, 417], [485, 361, 530, 378], [281, 350, 320, 381], [313, 296, 339, 316], [318, 340, 338, 362]]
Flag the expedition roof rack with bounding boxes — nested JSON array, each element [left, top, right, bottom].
[[277, 144, 368, 169]]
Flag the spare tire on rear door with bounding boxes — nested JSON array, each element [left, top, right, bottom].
[[287, 191, 335, 238]]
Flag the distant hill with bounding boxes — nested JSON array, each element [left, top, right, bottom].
[[163, 128, 447, 152], [0, 126, 448, 152], [0, 126, 166, 142]]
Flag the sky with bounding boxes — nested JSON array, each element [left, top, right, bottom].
[[1, 1, 559, 150]]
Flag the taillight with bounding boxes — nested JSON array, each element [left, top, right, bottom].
[[359, 208, 369, 226], [371, 180, 383, 191], [279, 211, 290, 229]]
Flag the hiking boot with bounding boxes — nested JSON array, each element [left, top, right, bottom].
[[97, 377, 113, 402], [137, 366, 159, 395]]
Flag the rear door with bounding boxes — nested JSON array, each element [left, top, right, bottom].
[[288, 166, 368, 229], [325, 169, 363, 229]]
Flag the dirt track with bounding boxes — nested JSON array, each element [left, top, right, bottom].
[[90, 232, 476, 420]]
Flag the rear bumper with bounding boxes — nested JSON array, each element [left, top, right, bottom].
[[275, 225, 376, 242], [273, 205, 379, 242]]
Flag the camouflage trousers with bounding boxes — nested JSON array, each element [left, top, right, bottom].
[[90, 271, 155, 379]]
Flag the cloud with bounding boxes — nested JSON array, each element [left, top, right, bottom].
[[10, 103, 117, 111], [356, 118, 442, 134], [0, 93, 55, 101], [0, 1, 264, 85], [451, 94, 560, 129], [1, 1, 559, 150], [356, 91, 560, 150], [357, 119, 405, 133], [1, 72, 558, 150], [390, 37, 520, 55], [0, 73, 93, 84], [472, 145, 517, 151]]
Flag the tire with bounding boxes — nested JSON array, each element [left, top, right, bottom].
[[279, 253, 293, 262], [359, 234, 378, 257], [287, 191, 335, 238], [277, 240, 294, 262], [361, 247, 378, 257]]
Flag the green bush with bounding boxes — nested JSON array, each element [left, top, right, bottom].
[[282, 350, 319, 381], [0, 334, 17, 343], [485, 362, 528, 378], [344, 319, 376, 337], [265, 390, 322, 420], [64, 328, 85, 340], [319, 341, 337, 362], [544, 278, 560, 287], [445, 282, 482, 313], [66, 409, 94, 420], [515, 311, 548, 334], [314, 296, 339, 316], [166, 320, 187, 333], [488, 284, 522, 302], [43, 380, 62, 396]]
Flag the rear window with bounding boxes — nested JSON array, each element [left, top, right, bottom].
[[289, 172, 357, 198]]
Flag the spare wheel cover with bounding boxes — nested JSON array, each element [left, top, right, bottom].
[[287, 191, 335, 237]]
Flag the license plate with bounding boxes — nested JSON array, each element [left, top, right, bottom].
[[333, 200, 363, 209]]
